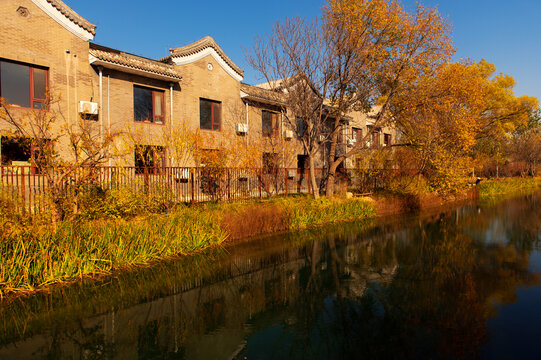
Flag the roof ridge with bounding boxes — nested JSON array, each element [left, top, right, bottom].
[[163, 36, 243, 77], [45, 0, 96, 35], [89, 47, 182, 81]]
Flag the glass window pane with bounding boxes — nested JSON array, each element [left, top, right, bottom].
[[200, 99, 212, 130], [262, 111, 271, 137], [32, 68, 47, 100], [154, 91, 163, 117], [1, 61, 30, 108], [271, 113, 278, 136], [212, 102, 220, 130], [134, 86, 153, 122]]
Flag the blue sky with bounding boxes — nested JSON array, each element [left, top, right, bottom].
[[71, 0, 541, 101]]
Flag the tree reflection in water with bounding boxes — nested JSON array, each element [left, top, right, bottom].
[[0, 193, 540, 359]]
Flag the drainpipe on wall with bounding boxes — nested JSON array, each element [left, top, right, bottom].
[[170, 83, 174, 166], [98, 66, 103, 142], [245, 101, 249, 145], [107, 74, 111, 167]]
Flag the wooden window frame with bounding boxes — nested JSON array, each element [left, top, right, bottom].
[[262, 110, 279, 137], [384, 133, 392, 147], [134, 145, 165, 174], [0, 59, 49, 110], [133, 85, 165, 124], [200, 98, 221, 131]]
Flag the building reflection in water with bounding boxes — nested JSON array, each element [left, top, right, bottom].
[[0, 192, 540, 359]]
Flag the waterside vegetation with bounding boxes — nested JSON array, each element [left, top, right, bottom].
[[0, 196, 375, 296]]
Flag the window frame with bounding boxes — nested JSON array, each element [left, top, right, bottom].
[[384, 133, 392, 147], [0, 59, 49, 110], [199, 98, 221, 131], [352, 127, 363, 142], [262, 110, 279, 137], [262, 152, 279, 174], [133, 85, 165, 124], [134, 145, 165, 174], [367, 125, 380, 148]]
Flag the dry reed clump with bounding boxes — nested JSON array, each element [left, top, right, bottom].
[[221, 204, 290, 240]]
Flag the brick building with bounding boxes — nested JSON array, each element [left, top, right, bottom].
[[0, 0, 394, 171]]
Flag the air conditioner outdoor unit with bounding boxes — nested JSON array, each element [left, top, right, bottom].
[[236, 123, 248, 134], [78, 101, 99, 115], [347, 139, 356, 147], [284, 130, 294, 140]]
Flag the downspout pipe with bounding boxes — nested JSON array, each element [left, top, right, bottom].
[[170, 83, 174, 166], [98, 66, 103, 142]]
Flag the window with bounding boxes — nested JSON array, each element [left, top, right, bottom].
[[200, 98, 221, 131], [367, 125, 380, 148], [133, 86, 164, 124], [1, 137, 32, 165], [0, 136, 47, 173], [262, 110, 279, 137], [352, 127, 362, 142], [134, 145, 164, 174], [262, 152, 279, 174], [0, 59, 48, 109], [384, 133, 392, 147], [297, 118, 304, 138]]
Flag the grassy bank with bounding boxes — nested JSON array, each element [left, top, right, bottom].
[[478, 177, 541, 197], [0, 196, 375, 296]]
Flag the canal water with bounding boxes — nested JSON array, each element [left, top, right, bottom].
[[0, 192, 540, 359]]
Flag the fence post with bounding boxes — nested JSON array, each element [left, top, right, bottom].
[[21, 167, 26, 215], [227, 169, 231, 201], [191, 167, 195, 206], [259, 168, 262, 199], [285, 168, 288, 197]]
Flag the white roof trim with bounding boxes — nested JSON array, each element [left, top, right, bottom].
[[31, 0, 94, 41], [171, 48, 243, 82]]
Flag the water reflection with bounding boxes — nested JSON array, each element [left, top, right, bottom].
[[1, 193, 540, 359]]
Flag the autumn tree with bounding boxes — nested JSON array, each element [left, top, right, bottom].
[[248, 17, 334, 198], [509, 109, 541, 176], [391, 59, 538, 192], [0, 95, 118, 224], [322, 0, 455, 196], [249, 0, 455, 197]]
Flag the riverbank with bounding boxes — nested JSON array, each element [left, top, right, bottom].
[[1, 177, 539, 297], [0, 196, 375, 296]]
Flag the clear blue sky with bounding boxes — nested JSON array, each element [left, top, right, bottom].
[[71, 0, 541, 102]]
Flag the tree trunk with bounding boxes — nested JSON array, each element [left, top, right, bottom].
[[309, 156, 320, 199], [51, 198, 64, 226], [50, 186, 65, 226], [326, 121, 342, 198], [325, 160, 341, 197]]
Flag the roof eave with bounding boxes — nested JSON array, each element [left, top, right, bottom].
[[89, 57, 182, 83]]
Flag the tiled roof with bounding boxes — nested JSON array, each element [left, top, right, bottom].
[[89, 44, 182, 81], [161, 36, 244, 77], [45, 0, 96, 35], [240, 83, 285, 105]]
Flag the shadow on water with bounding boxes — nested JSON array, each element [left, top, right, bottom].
[[0, 192, 540, 359]]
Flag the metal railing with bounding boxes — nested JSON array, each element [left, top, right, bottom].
[[0, 165, 418, 215]]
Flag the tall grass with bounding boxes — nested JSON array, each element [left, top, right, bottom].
[[0, 207, 227, 295], [0, 196, 376, 296], [479, 177, 541, 197], [273, 196, 375, 230]]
